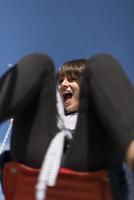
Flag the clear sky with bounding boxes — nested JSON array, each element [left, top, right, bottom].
[[0, 0, 134, 198]]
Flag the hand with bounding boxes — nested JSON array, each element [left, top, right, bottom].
[[125, 140, 134, 170]]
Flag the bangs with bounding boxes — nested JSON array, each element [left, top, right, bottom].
[[56, 58, 87, 82], [57, 65, 78, 79]]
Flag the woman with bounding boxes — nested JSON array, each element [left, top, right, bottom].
[[57, 58, 87, 131], [1, 53, 134, 200]]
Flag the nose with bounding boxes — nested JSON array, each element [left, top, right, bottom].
[[61, 78, 69, 87]]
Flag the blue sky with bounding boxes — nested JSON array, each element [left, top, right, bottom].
[[0, 0, 134, 198]]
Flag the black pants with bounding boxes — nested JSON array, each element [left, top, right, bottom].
[[62, 54, 134, 200], [0, 53, 134, 200], [0, 53, 58, 168], [0, 53, 134, 172], [63, 54, 134, 172]]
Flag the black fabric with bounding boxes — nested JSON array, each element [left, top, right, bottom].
[[62, 54, 134, 171], [0, 53, 58, 168], [0, 53, 134, 199], [124, 163, 134, 200], [108, 164, 128, 200], [0, 53, 134, 172]]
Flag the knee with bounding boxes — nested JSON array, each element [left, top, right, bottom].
[[82, 53, 125, 87], [87, 54, 122, 73], [17, 52, 55, 75]]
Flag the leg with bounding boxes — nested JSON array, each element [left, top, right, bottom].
[[0, 53, 58, 168], [63, 54, 134, 171]]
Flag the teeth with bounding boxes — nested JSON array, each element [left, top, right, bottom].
[[63, 91, 70, 95]]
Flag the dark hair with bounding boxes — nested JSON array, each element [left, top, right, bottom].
[[57, 59, 87, 83]]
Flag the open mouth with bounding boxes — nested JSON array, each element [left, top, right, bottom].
[[63, 92, 72, 102]]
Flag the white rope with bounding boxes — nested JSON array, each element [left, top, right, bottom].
[[36, 91, 73, 200], [0, 65, 13, 154], [0, 119, 13, 155], [36, 129, 72, 200]]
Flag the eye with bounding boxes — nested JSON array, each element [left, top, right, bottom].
[[58, 79, 63, 85], [68, 77, 77, 82]]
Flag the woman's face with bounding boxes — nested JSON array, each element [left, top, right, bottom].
[[58, 76, 80, 113]]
